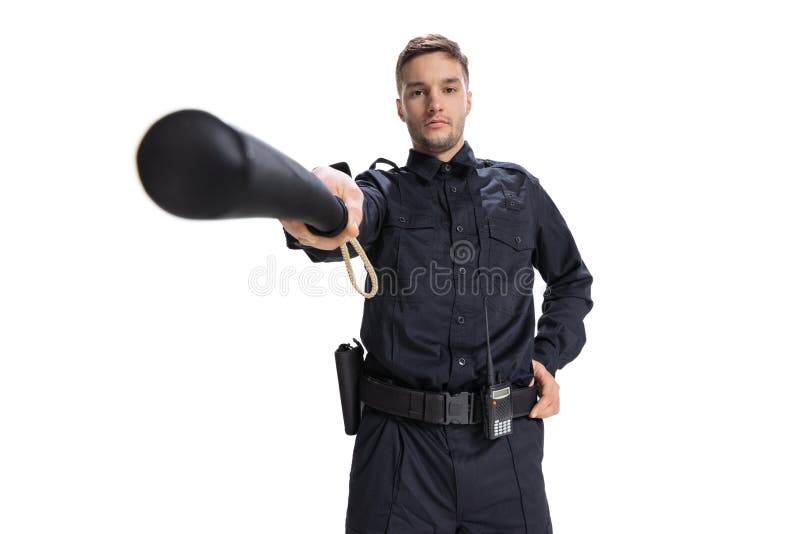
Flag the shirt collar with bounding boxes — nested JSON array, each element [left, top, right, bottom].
[[405, 140, 477, 182]]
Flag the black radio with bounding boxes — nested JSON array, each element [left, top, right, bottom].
[[483, 382, 513, 439], [482, 297, 513, 440]]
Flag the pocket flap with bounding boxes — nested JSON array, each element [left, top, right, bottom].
[[488, 217, 533, 250], [386, 212, 435, 229]]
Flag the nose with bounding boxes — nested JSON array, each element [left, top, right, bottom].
[[427, 92, 443, 114]]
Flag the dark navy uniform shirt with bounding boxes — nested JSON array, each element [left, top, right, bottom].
[[285, 141, 593, 393]]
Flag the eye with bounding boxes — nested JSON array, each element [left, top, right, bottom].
[[410, 89, 424, 97], [445, 87, 457, 94]]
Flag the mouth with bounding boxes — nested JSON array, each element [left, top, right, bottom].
[[425, 118, 449, 128]]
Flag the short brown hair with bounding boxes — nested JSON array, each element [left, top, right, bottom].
[[395, 34, 469, 95]]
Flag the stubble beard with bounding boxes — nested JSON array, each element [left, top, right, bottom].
[[408, 117, 465, 155]]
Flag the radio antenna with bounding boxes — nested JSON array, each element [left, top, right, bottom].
[[483, 297, 496, 386]]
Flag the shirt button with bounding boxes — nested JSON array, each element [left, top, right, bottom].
[[458, 267, 466, 275], [457, 315, 465, 324], [458, 357, 466, 366], [450, 186, 457, 193], [444, 164, 452, 172], [398, 216, 407, 223], [514, 235, 522, 244], [456, 225, 464, 232]]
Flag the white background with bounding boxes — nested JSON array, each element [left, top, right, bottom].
[[1, 1, 798, 532]]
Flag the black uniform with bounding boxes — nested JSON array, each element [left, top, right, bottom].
[[285, 141, 593, 533]]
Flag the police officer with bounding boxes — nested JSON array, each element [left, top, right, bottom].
[[281, 34, 593, 534]]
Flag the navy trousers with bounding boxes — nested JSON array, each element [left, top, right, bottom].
[[345, 405, 553, 534]]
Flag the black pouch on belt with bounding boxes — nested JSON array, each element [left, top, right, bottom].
[[334, 338, 364, 435]]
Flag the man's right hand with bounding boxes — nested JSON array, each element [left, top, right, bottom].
[[279, 166, 364, 251]]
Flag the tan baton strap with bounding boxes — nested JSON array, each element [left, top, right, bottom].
[[340, 237, 378, 299]]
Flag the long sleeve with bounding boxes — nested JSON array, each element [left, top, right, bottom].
[[530, 181, 594, 377], [283, 171, 388, 263]]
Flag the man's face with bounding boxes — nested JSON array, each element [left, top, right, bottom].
[[396, 51, 472, 158]]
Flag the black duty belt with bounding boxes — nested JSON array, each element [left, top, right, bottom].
[[359, 375, 539, 425]]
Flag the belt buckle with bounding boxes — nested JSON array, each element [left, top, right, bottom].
[[443, 391, 473, 425]]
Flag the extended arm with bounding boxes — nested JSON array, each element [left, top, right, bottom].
[[281, 166, 387, 262]]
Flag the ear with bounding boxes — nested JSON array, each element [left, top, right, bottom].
[[466, 90, 472, 116], [396, 98, 405, 122]]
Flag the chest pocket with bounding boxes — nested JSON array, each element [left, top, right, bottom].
[[485, 215, 535, 306], [487, 215, 534, 269], [384, 210, 435, 290]]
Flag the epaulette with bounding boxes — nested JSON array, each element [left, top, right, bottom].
[[479, 159, 540, 185]]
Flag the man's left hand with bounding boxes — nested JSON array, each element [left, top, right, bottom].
[[528, 360, 560, 419]]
